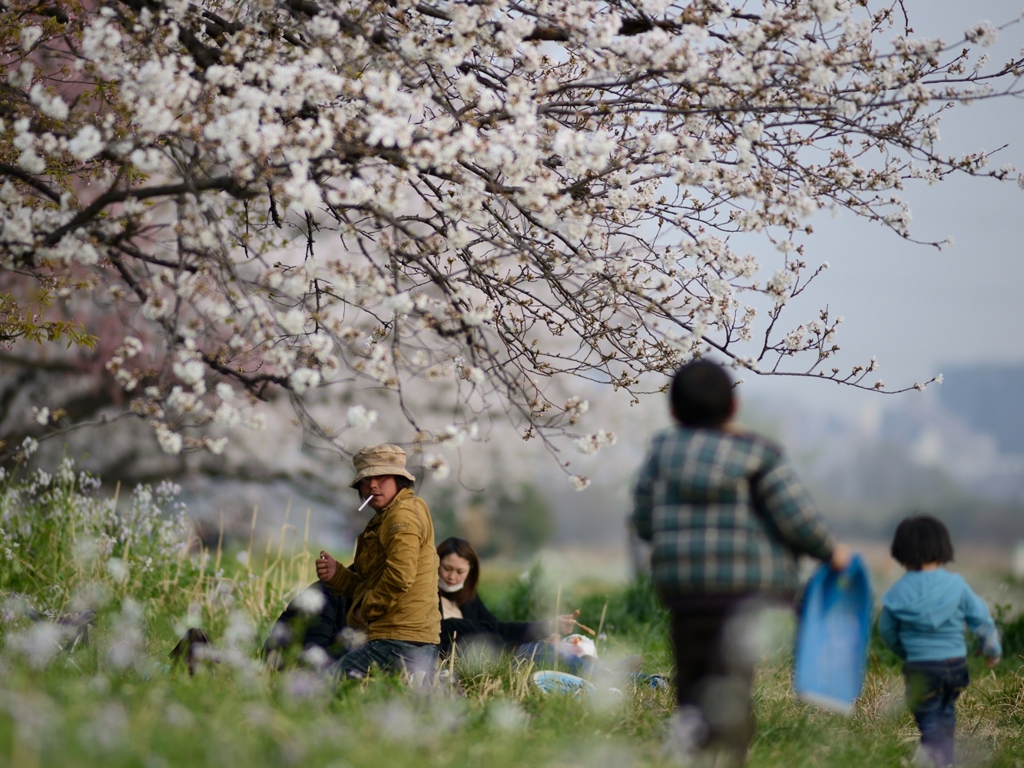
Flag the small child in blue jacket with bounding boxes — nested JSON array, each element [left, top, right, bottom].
[[879, 515, 1001, 767]]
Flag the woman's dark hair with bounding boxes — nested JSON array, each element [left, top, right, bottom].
[[890, 515, 954, 569], [436, 536, 480, 606], [670, 360, 734, 427]]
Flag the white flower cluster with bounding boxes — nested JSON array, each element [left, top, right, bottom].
[[0, 0, 1018, 465], [574, 430, 617, 456]]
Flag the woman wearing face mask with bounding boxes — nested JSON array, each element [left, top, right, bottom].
[[436, 537, 577, 659]]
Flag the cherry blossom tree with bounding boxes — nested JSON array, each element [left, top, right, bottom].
[[1, 0, 1021, 482]]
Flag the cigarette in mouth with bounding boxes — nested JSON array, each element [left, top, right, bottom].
[[358, 495, 373, 512]]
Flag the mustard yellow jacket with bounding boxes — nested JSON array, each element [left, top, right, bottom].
[[325, 488, 440, 644]]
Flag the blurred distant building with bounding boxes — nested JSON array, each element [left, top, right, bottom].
[[937, 364, 1024, 455]]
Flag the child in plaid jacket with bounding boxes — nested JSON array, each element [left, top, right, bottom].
[[632, 360, 849, 765]]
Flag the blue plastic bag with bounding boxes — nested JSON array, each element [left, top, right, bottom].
[[793, 554, 873, 714]]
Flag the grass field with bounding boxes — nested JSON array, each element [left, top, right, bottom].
[[1, 464, 1022, 767]]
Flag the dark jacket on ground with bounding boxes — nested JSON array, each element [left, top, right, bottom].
[[263, 582, 350, 666], [439, 595, 548, 656]]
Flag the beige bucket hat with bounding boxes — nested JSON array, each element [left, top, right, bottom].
[[349, 444, 416, 488]]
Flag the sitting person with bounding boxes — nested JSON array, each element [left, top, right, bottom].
[[315, 444, 441, 680], [262, 581, 350, 669], [435, 537, 585, 672], [260, 535, 582, 674]]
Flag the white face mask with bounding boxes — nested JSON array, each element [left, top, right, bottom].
[[438, 578, 465, 593]]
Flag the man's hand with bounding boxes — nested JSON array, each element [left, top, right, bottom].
[[316, 550, 338, 583], [550, 610, 579, 636], [985, 656, 1001, 668], [829, 543, 852, 572]]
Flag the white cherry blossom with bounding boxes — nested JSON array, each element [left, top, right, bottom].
[[0, 0, 1015, 468]]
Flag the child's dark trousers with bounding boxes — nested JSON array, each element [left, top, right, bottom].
[[667, 595, 758, 765], [904, 657, 969, 767]]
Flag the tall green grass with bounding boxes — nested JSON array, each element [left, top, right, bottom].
[[0, 460, 1022, 768]]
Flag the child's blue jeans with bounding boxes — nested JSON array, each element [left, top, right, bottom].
[[903, 657, 970, 767]]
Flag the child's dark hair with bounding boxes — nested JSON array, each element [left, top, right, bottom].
[[890, 515, 954, 569], [670, 360, 734, 427]]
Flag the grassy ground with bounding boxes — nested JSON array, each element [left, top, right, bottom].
[[1, 464, 1023, 767], [1, 644, 1021, 768]]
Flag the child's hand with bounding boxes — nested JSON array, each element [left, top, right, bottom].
[[829, 543, 852, 571], [984, 656, 1001, 668]]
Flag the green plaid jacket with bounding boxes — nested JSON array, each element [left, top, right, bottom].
[[632, 427, 835, 597]]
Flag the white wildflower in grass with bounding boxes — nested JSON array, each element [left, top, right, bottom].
[[105, 557, 128, 582], [369, 701, 422, 742], [79, 701, 129, 753], [340, 627, 368, 651], [298, 645, 331, 670], [164, 703, 196, 730], [19, 436, 39, 458], [7, 622, 66, 668], [3, 690, 60, 751], [222, 611, 258, 669], [292, 586, 327, 615], [488, 700, 529, 732], [282, 670, 327, 701], [106, 599, 145, 670]]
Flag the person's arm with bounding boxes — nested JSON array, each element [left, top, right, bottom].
[[631, 438, 661, 543], [753, 456, 837, 564], [441, 616, 542, 647], [962, 582, 1002, 663], [317, 552, 362, 598], [878, 606, 906, 659], [465, 595, 499, 624], [358, 501, 426, 623], [451, 597, 575, 645]]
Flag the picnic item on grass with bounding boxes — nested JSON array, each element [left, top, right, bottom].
[[532, 670, 596, 696]]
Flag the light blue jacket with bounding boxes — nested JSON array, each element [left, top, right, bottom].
[[879, 568, 1001, 662]]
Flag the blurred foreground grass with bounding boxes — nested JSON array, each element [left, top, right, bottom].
[[1, 463, 1023, 767]]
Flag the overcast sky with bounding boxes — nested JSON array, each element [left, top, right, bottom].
[[739, 0, 1024, 418]]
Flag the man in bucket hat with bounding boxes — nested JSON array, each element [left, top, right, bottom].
[[316, 444, 441, 680]]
